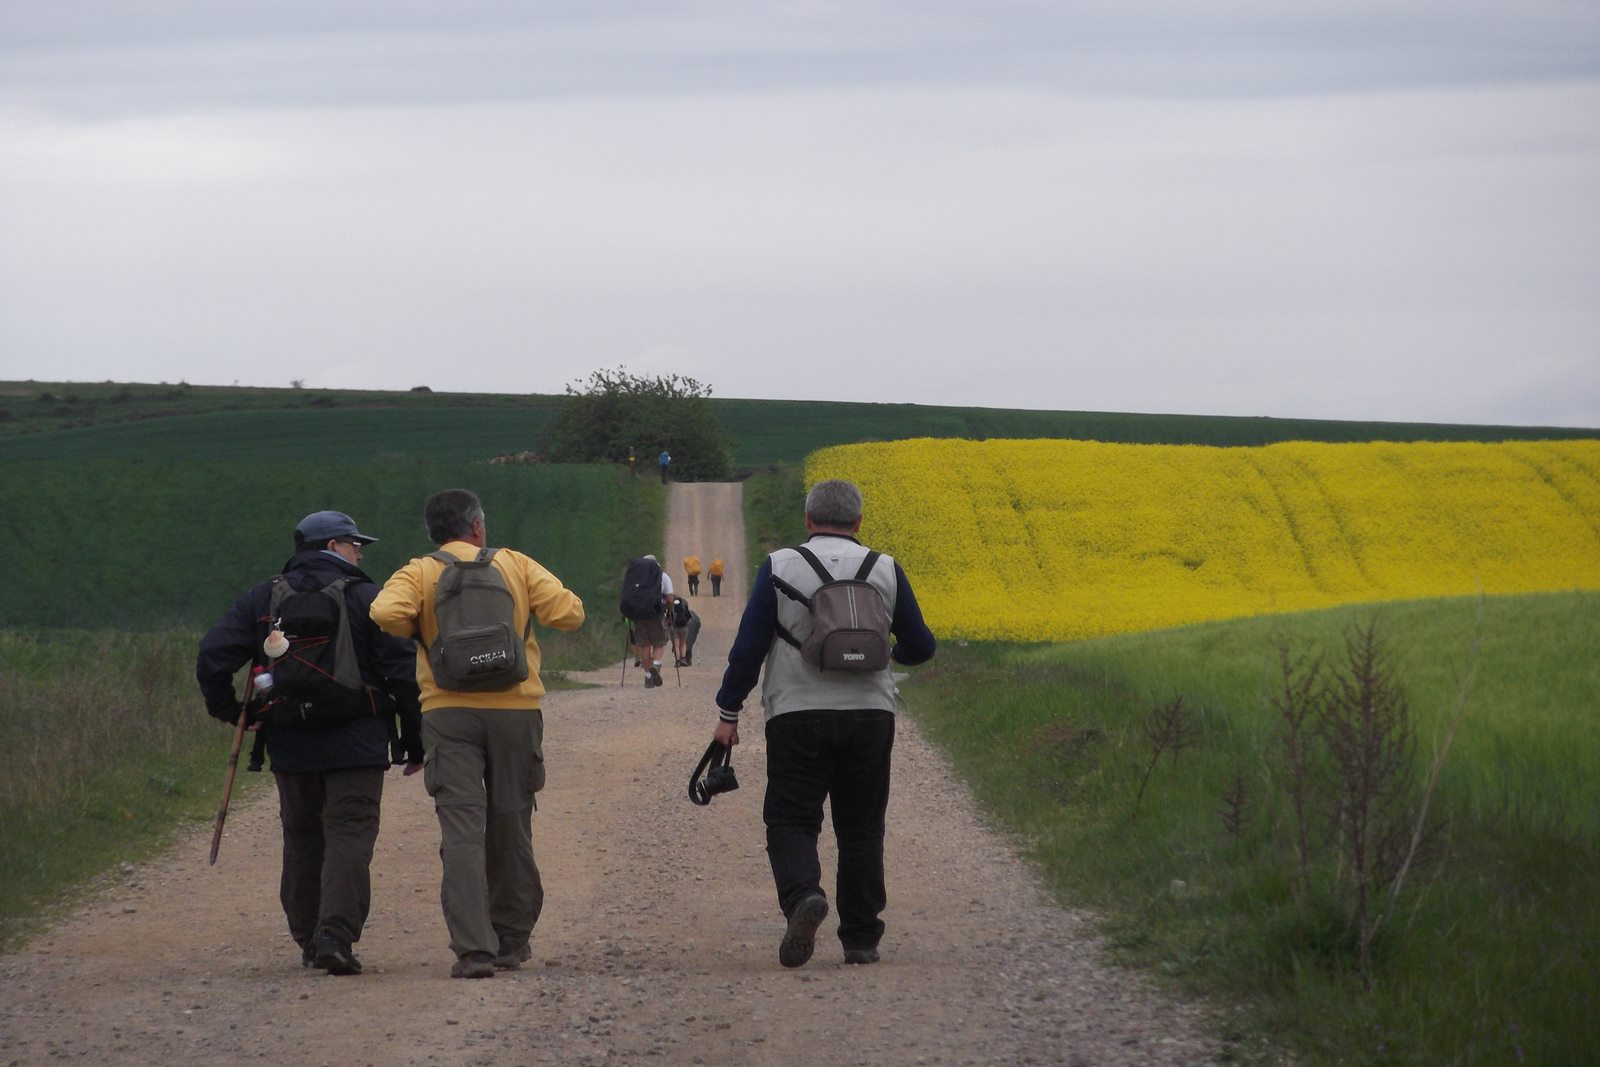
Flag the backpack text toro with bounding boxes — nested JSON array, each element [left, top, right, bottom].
[[771, 545, 891, 671]]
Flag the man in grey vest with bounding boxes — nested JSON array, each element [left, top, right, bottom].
[[711, 479, 936, 968]]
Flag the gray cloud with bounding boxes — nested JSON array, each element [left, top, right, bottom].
[[0, 2, 1596, 427]]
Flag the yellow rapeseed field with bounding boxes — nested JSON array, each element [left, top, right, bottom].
[[805, 438, 1600, 641]]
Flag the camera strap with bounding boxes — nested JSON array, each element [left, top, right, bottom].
[[688, 740, 734, 806]]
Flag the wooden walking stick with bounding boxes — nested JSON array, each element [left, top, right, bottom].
[[209, 669, 258, 866]]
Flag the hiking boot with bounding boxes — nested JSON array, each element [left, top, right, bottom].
[[683, 654, 692, 666], [300, 942, 316, 968], [649, 668, 664, 688], [778, 894, 829, 969], [494, 940, 533, 970], [843, 946, 880, 965], [451, 952, 495, 979], [313, 933, 362, 976]]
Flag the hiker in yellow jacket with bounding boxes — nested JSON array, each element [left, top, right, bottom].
[[683, 555, 702, 595], [709, 557, 726, 597], [371, 488, 584, 979]]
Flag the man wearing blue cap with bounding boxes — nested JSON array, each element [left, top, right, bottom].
[[197, 510, 423, 976]]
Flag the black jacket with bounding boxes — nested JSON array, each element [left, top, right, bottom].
[[196, 549, 423, 774]]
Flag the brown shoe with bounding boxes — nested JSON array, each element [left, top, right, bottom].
[[451, 953, 495, 979], [494, 941, 532, 970]]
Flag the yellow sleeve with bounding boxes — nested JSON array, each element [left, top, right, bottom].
[[520, 556, 586, 633], [371, 559, 426, 638]]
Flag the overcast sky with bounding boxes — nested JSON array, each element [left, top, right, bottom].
[[2, 2, 1597, 427]]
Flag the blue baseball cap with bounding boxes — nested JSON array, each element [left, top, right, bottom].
[[295, 510, 379, 545]]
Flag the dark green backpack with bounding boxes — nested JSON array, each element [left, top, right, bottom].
[[420, 549, 530, 692], [258, 575, 376, 729]]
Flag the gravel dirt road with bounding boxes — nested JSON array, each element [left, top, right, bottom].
[[0, 483, 1222, 1066]]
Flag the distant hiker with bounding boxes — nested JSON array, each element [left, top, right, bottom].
[[619, 554, 672, 687], [371, 489, 586, 979], [627, 445, 637, 476], [683, 555, 702, 596], [709, 557, 725, 597], [669, 594, 697, 667], [710, 479, 936, 968], [658, 449, 671, 484], [196, 509, 424, 976]]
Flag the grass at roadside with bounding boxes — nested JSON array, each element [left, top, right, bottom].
[[741, 463, 808, 572], [901, 592, 1598, 1065], [0, 630, 244, 950]]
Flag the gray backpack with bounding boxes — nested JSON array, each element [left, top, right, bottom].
[[420, 548, 530, 691], [771, 545, 891, 671]]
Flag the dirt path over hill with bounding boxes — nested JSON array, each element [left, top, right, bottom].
[[0, 483, 1222, 1066]]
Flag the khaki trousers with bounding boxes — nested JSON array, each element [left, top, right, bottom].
[[422, 706, 546, 959]]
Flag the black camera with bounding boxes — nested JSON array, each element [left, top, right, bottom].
[[703, 765, 739, 796], [689, 742, 739, 806]]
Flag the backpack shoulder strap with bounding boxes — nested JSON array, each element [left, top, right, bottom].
[[768, 550, 810, 651], [853, 550, 882, 582], [791, 544, 837, 585]]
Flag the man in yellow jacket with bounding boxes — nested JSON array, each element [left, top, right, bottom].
[[371, 488, 585, 979]]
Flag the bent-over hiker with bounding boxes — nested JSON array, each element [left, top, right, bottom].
[[620, 554, 672, 687], [196, 510, 424, 976], [371, 489, 585, 979], [711, 479, 936, 968]]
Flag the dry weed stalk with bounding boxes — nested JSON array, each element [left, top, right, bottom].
[[1320, 619, 1415, 988], [1269, 637, 1325, 904], [1219, 767, 1252, 839], [1135, 695, 1200, 807]]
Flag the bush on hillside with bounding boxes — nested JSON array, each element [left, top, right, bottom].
[[543, 365, 732, 480]]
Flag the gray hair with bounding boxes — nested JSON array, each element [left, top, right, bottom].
[[805, 479, 863, 527], [424, 488, 485, 545]]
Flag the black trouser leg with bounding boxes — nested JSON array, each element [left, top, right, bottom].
[[316, 767, 384, 946], [763, 714, 830, 918], [830, 711, 894, 949], [276, 772, 325, 950]]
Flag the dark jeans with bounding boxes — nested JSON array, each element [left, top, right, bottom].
[[763, 709, 895, 950], [275, 766, 385, 949]]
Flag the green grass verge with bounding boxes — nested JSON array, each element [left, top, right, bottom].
[[740, 463, 808, 573], [900, 591, 1599, 1065], [0, 629, 260, 950]]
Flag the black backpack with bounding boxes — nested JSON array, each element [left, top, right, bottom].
[[771, 545, 892, 671], [619, 557, 664, 620], [420, 548, 530, 692], [258, 575, 376, 729], [671, 598, 692, 627]]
